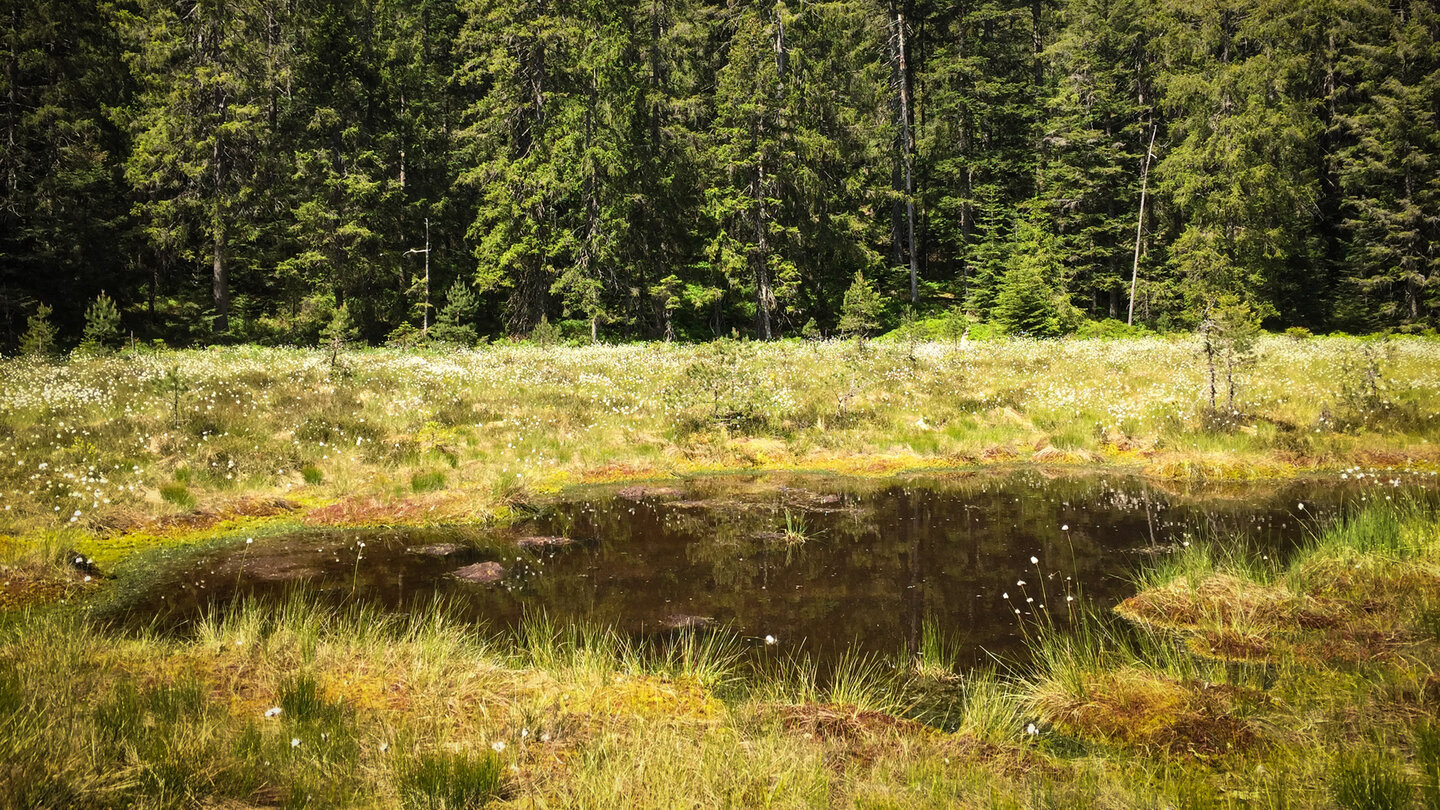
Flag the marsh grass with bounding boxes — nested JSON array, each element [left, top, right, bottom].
[[1, 335, 1440, 806], [1329, 750, 1414, 810], [2, 339, 1437, 559], [1, 509, 1438, 810], [396, 750, 505, 810]]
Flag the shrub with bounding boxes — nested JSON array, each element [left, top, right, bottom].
[[837, 271, 884, 339], [19, 303, 57, 357], [1075, 319, 1151, 340], [528, 315, 561, 346], [159, 483, 195, 509], [431, 280, 478, 345]]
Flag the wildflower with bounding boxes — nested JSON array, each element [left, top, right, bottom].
[[1066, 595, 1074, 602], [492, 741, 506, 753], [266, 707, 281, 718], [1016, 579, 1026, 586], [1026, 723, 1038, 735], [1030, 556, 1039, 565], [1061, 524, 1069, 531], [380, 742, 389, 753], [1002, 592, 1009, 599], [1297, 502, 1305, 510], [764, 634, 777, 645], [291, 738, 301, 747]]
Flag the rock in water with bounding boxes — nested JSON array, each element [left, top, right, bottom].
[[407, 543, 466, 558], [616, 485, 681, 501], [516, 535, 574, 550], [452, 561, 506, 584], [661, 614, 715, 630]]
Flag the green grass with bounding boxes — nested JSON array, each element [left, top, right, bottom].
[[397, 750, 505, 810], [0, 338, 1437, 559], [410, 469, 447, 493], [1, 340, 1440, 806], [0, 494, 1438, 808]]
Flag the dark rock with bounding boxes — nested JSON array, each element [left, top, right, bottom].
[[406, 543, 466, 558], [452, 561, 506, 584], [241, 557, 324, 582]]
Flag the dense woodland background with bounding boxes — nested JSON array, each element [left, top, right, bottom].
[[2, 0, 1438, 348]]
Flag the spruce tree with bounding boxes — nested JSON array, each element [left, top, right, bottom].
[[837, 271, 884, 339], [431, 280, 479, 345], [1333, 1, 1440, 327], [19, 303, 58, 357], [992, 220, 1076, 337]]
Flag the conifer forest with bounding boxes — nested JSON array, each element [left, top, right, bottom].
[[2, 0, 1438, 348]]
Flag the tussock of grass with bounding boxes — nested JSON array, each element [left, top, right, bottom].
[[1117, 499, 1440, 665]]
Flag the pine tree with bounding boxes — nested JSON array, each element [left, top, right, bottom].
[[1038, 0, 1158, 320], [919, 0, 1051, 310], [1333, 1, 1440, 328], [992, 220, 1076, 336], [1152, 0, 1323, 323], [81, 291, 122, 351], [0, 0, 131, 334], [117, 0, 281, 336], [321, 302, 359, 367]]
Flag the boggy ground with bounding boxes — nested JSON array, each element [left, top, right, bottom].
[[2, 337, 1440, 807], [1, 336, 1437, 570], [1, 500, 1438, 808]]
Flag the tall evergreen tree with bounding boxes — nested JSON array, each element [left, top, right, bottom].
[[1152, 0, 1322, 323], [117, 0, 284, 335], [0, 0, 131, 342], [1333, 1, 1440, 328]]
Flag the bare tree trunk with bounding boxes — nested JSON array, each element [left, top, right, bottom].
[[755, 155, 773, 340], [1128, 125, 1157, 327], [212, 131, 229, 334], [895, 8, 919, 304]]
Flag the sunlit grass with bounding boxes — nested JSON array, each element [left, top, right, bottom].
[[1, 338, 1440, 805], [2, 493, 1440, 807], [0, 337, 1436, 564]]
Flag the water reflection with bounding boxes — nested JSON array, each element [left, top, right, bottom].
[[132, 469, 1436, 667]]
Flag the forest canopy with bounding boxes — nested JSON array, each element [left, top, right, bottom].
[[2, 0, 1437, 348]]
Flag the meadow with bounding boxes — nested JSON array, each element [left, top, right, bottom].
[[1, 335, 1439, 808]]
